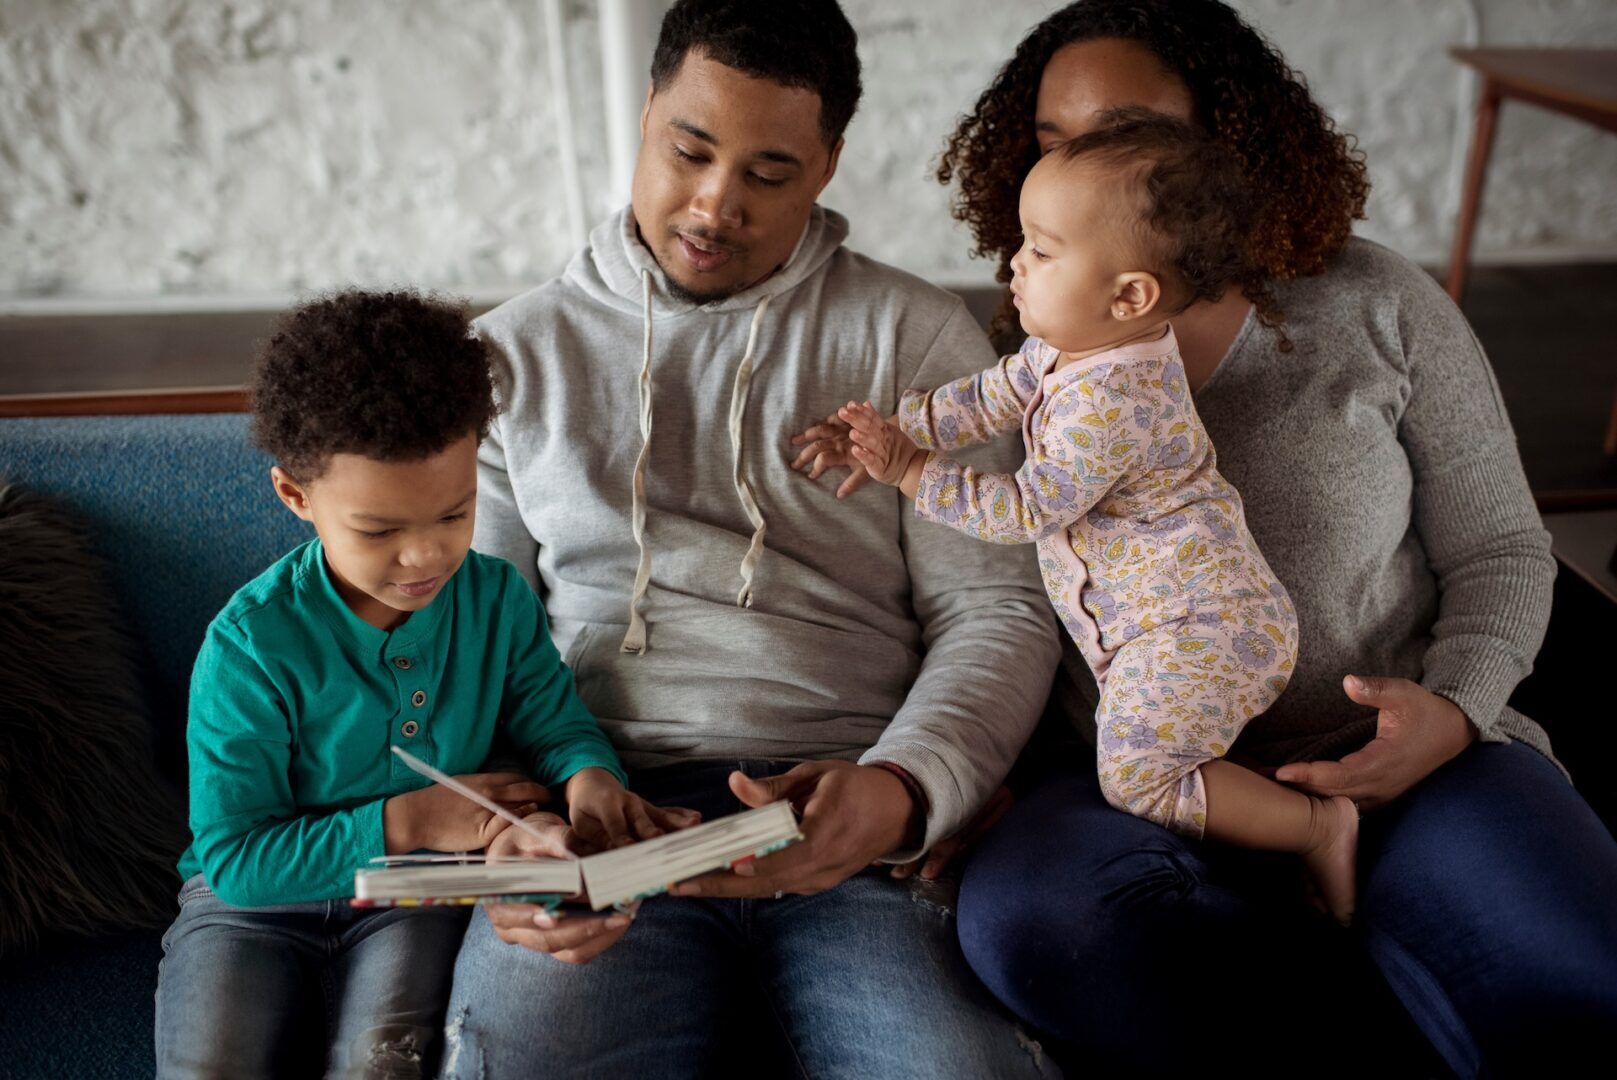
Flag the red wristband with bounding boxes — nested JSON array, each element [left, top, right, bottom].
[[870, 762, 928, 847]]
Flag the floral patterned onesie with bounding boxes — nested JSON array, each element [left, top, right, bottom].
[[900, 327, 1298, 836]]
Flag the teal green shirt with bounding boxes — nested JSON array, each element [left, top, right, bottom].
[[178, 540, 626, 907]]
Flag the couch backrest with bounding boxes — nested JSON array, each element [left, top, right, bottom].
[[0, 414, 311, 752]]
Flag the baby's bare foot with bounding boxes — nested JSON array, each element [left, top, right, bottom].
[[1301, 794, 1359, 926]]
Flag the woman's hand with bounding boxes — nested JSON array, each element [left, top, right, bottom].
[[790, 410, 872, 498], [1274, 675, 1479, 811]]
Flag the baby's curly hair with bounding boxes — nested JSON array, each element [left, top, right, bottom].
[[1053, 110, 1282, 341], [938, 0, 1369, 337], [250, 290, 496, 479]]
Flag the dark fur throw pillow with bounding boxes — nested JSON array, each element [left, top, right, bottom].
[[0, 483, 187, 953]]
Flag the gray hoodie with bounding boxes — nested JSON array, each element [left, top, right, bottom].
[[471, 205, 1060, 852]]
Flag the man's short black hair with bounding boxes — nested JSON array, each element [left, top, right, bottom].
[[650, 0, 862, 145], [250, 290, 496, 480]]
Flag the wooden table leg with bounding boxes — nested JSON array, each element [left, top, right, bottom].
[[1446, 79, 1502, 304]]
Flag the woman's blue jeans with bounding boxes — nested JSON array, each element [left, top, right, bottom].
[[958, 741, 1617, 1078]]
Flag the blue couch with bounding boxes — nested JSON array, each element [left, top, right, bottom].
[[0, 413, 308, 1079], [1, 409, 1608, 1078]]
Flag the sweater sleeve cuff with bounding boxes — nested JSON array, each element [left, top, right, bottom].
[[897, 389, 937, 448], [357, 796, 388, 867], [1421, 642, 1526, 737], [545, 749, 630, 790]]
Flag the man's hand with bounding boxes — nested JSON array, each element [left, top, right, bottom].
[[1274, 675, 1479, 811], [483, 810, 638, 965], [669, 761, 921, 899], [789, 410, 872, 498], [382, 772, 550, 854], [564, 767, 701, 853]]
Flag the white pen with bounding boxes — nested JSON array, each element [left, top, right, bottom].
[[390, 745, 560, 850]]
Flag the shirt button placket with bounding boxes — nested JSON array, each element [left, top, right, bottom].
[[390, 654, 424, 743], [403, 688, 426, 738]]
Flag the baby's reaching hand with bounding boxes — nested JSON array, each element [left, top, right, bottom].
[[840, 401, 926, 493]]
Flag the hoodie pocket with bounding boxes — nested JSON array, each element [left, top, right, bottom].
[[562, 624, 598, 669], [562, 609, 922, 759]]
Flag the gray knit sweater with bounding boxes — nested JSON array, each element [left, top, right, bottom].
[[1057, 238, 1559, 768]]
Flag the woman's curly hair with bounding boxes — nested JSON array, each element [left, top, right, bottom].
[[250, 289, 496, 479], [938, 0, 1369, 339]]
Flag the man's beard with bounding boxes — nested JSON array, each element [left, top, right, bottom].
[[661, 273, 739, 306], [632, 215, 750, 305]]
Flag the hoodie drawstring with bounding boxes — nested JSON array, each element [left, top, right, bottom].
[[620, 269, 656, 654], [729, 295, 772, 609], [620, 277, 773, 654]]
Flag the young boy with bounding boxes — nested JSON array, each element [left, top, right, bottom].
[[154, 290, 689, 1078]]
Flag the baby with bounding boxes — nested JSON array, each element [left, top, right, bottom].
[[799, 113, 1357, 923]]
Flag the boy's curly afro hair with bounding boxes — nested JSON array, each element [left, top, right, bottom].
[[250, 290, 496, 480]]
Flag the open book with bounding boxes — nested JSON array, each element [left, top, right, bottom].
[[352, 800, 802, 911]]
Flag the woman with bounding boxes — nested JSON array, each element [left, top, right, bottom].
[[938, 2, 1617, 1075]]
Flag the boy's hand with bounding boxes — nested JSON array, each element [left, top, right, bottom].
[[485, 809, 578, 860], [383, 772, 550, 855], [564, 767, 701, 853], [840, 400, 926, 493]]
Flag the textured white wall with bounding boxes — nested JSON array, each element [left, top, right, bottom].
[[2, 0, 1615, 302]]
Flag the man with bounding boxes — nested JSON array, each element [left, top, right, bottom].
[[445, 1, 1060, 1074]]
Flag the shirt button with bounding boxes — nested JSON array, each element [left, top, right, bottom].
[[393, 657, 412, 670], [401, 720, 420, 738], [411, 690, 427, 708]]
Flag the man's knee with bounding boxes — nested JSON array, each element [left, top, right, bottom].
[[440, 1005, 482, 1080], [342, 1023, 435, 1080]]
